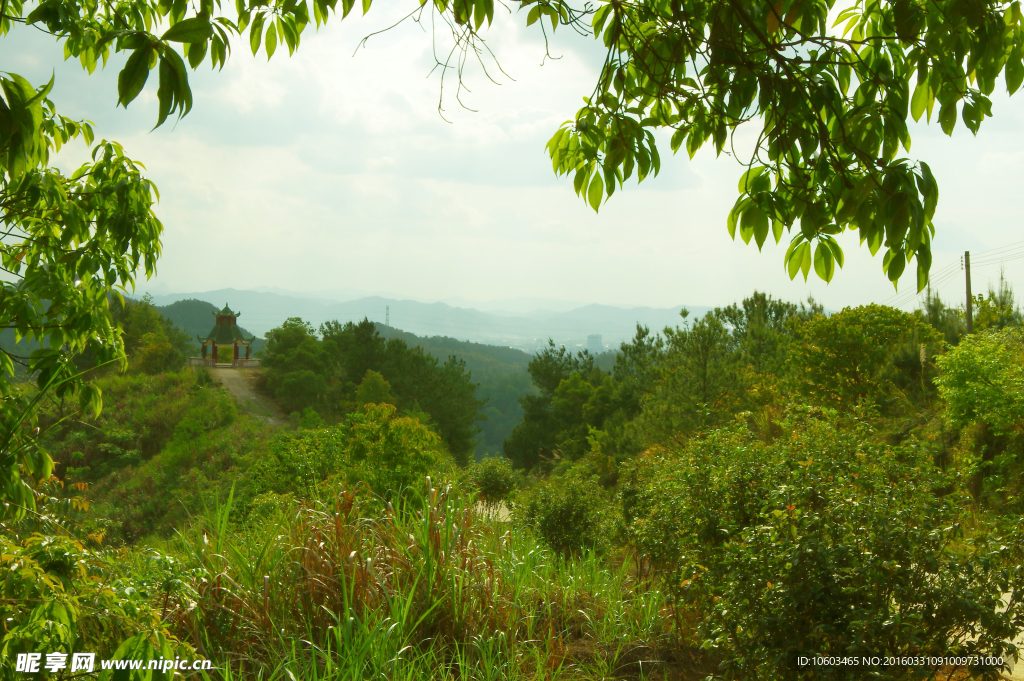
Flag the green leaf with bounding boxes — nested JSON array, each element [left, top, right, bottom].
[[823, 236, 845, 268], [265, 21, 278, 59], [938, 102, 957, 135], [117, 47, 153, 107], [156, 56, 174, 128], [249, 13, 265, 55], [587, 173, 604, 212], [162, 16, 214, 43], [573, 167, 589, 195], [473, 0, 486, 29], [917, 260, 929, 292], [799, 242, 812, 279], [737, 166, 768, 194], [786, 239, 809, 280], [910, 80, 928, 122], [187, 40, 208, 69], [740, 204, 769, 249], [886, 249, 906, 282], [813, 242, 835, 282], [1006, 47, 1024, 94], [727, 201, 743, 239]]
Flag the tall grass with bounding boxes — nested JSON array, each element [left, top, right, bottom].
[[162, 479, 677, 680]]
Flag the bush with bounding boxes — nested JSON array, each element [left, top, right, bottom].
[[935, 328, 1024, 507], [791, 304, 940, 410], [294, 406, 325, 429], [248, 404, 451, 501], [514, 474, 614, 558], [136, 332, 184, 374], [935, 328, 1024, 437], [623, 409, 1024, 680], [469, 456, 519, 512], [0, 491, 196, 680]]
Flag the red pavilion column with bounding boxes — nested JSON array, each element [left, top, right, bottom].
[[212, 345, 218, 363]]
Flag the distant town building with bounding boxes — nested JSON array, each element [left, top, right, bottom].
[[587, 334, 603, 355]]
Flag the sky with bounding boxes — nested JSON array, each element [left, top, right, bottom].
[[4, 7, 1024, 312]]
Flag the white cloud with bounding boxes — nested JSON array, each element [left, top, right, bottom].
[[4, 10, 1024, 312]]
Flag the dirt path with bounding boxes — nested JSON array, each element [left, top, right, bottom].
[[210, 368, 286, 427]]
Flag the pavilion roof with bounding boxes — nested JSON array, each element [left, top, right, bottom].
[[199, 324, 255, 344], [198, 303, 255, 344]]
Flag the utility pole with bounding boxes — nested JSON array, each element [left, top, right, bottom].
[[385, 305, 389, 327], [964, 250, 974, 334]]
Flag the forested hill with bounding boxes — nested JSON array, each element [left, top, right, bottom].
[[374, 324, 532, 374], [156, 298, 265, 354], [370, 324, 537, 458]]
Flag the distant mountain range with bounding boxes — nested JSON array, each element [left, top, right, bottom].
[[142, 289, 709, 352]]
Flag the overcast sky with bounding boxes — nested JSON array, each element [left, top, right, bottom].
[[4, 7, 1023, 312]]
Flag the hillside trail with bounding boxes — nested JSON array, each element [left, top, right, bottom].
[[210, 368, 285, 427]]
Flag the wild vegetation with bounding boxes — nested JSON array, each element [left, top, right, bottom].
[[7, 0, 1024, 673], [4, 282, 1024, 681]]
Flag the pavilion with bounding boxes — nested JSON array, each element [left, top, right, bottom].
[[190, 304, 259, 368]]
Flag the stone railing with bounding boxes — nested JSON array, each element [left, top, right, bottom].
[[187, 357, 261, 368]]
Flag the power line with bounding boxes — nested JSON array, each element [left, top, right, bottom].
[[882, 237, 1024, 312]]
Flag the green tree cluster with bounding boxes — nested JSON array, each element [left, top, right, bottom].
[[790, 303, 941, 409], [260, 318, 484, 466], [248, 403, 452, 500], [505, 292, 822, 472], [505, 292, 967, 479], [622, 410, 1024, 680], [936, 327, 1024, 506], [111, 295, 194, 375]]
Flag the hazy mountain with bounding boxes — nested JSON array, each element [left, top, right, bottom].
[[145, 288, 710, 351]]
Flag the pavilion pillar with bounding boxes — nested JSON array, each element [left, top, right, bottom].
[[245, 345, 250, 359], [212, 345, 218, 363], [201, 344, 207, 359], [234, 344, 240, 360]]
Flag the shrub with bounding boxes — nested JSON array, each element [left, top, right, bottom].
[[935, 328, 1024, 437], [935, 328, 1024, 507], [248, 404, 450, 501], [136, 332, 184, 374], [623, 409, 1024, 680], [469, 456, 519, 513], [514, 474, 614, 558], [345, 403, 450, 496], [294, 406, 325, 429], [791, 304, 940, 410], [0, 492, 196, 680]]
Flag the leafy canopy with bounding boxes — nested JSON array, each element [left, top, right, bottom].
[[3, 0, 1019, 510], [935, 327, 1024, 436], [6, 0, 1018, 294]]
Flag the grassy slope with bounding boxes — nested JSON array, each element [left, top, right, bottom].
[[40, 369, 276, 541]]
